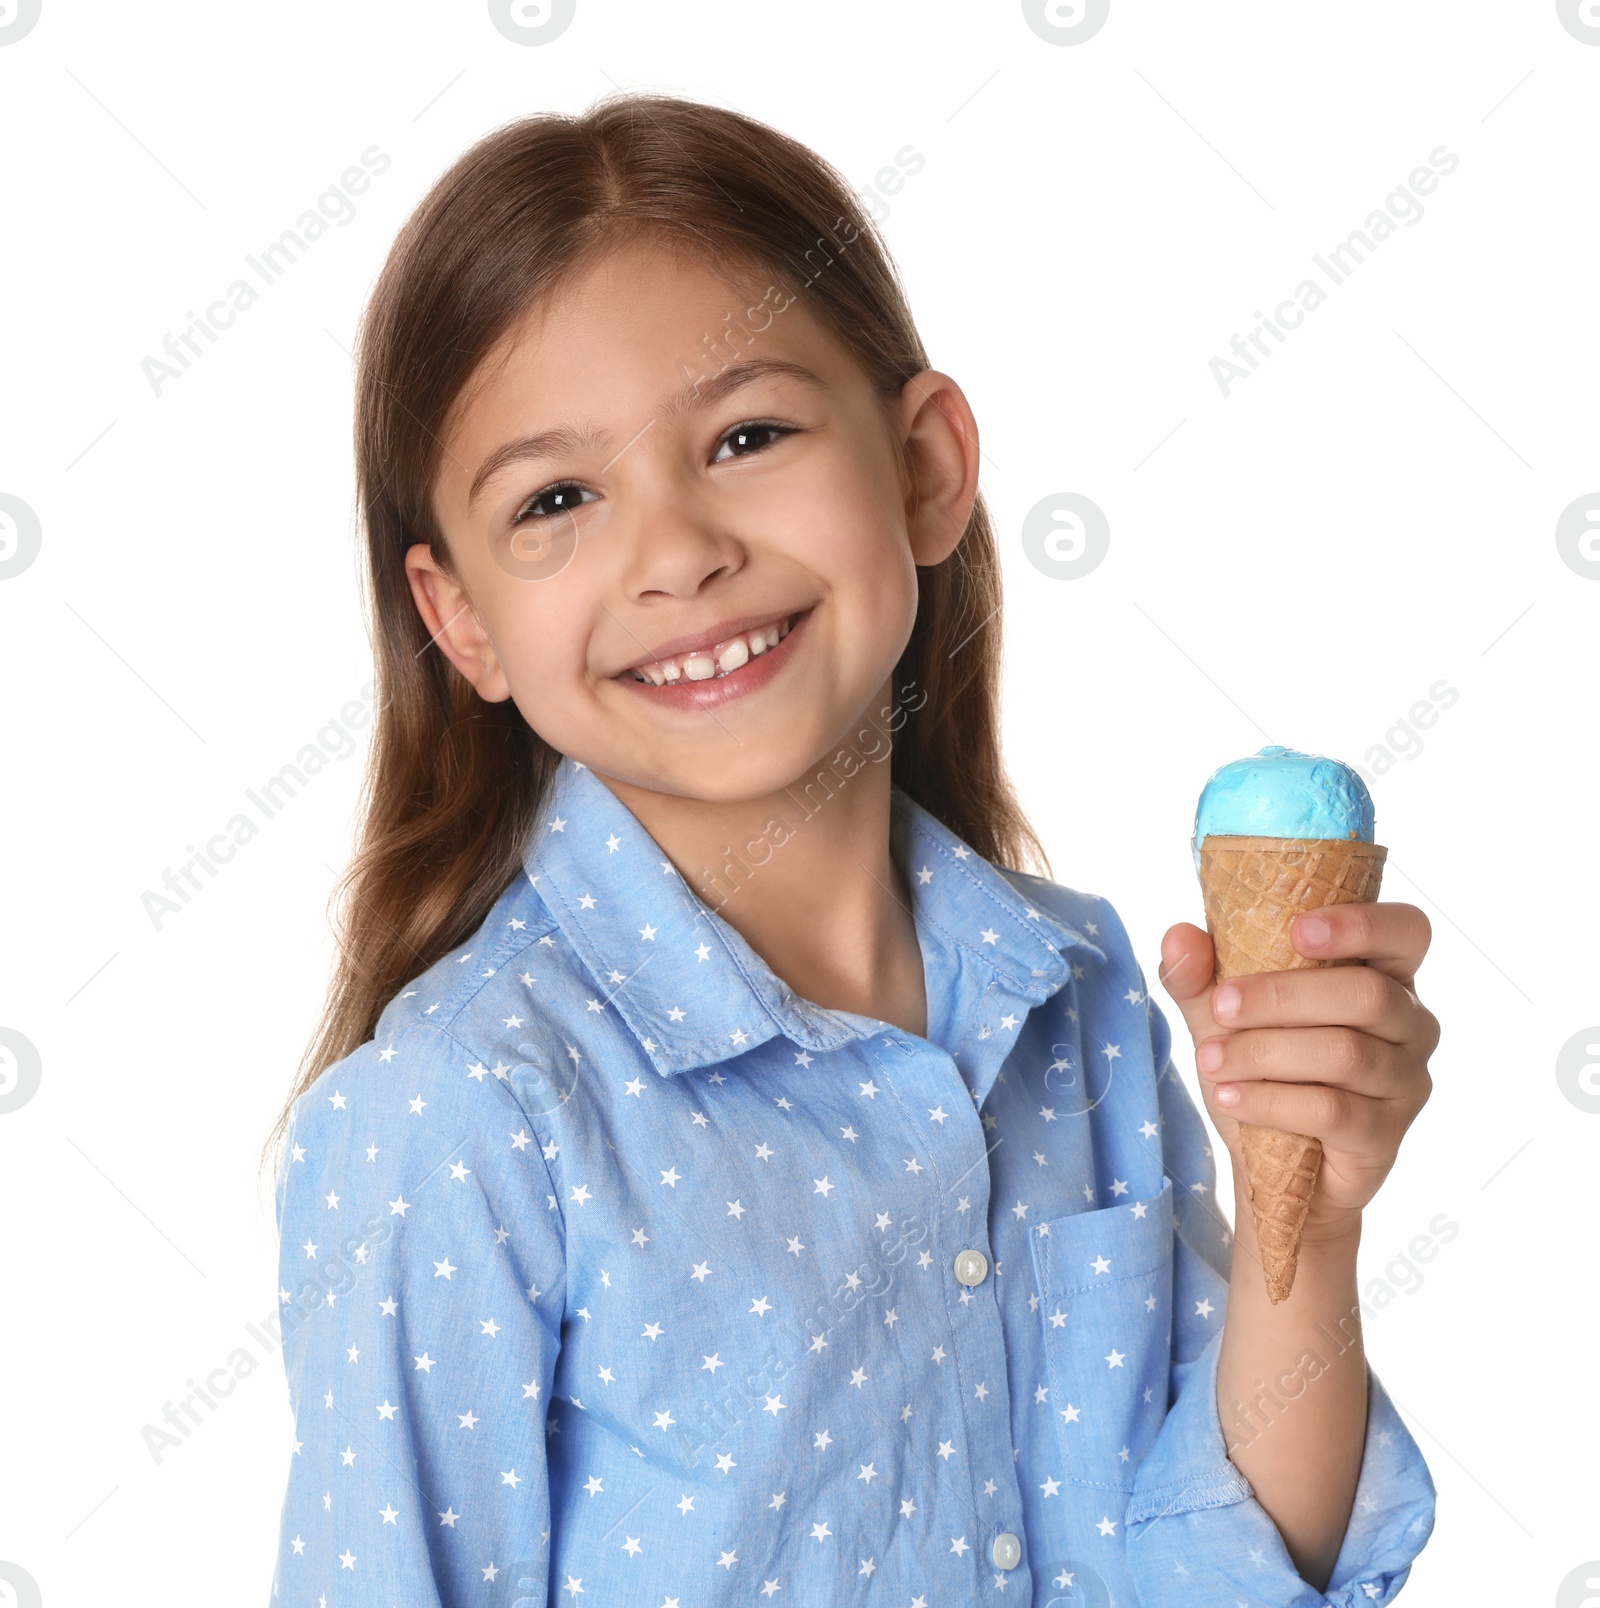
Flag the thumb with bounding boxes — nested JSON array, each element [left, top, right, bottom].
[[1158, 922, 1221, 1047]]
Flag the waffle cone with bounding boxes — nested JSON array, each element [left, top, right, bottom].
[[1197, 835, 1387, 1304]]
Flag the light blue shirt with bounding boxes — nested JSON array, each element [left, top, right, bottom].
[[272, 754, 1435, 1606]]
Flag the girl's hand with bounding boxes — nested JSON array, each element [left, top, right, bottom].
[[1157, 902, 1438, 1241]]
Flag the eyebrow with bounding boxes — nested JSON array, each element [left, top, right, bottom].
[[466, 356, 828, 511]]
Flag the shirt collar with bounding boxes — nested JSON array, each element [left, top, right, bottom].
[[524, 753, 1103, 1077]]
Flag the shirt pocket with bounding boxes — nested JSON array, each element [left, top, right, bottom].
[[1028, 1175, 1175, 1493]]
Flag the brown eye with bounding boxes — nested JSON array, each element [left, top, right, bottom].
[[712, 421, 794, 463], [514, 482, 596, 523]]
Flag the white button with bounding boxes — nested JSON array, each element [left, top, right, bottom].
[[953, 1248, 989, 1286], [992, 1531, 1022, 1570]]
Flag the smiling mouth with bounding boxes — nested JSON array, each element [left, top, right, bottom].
[[621, 613, 801, 686]]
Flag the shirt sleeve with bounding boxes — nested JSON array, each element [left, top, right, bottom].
[[1121, 986, 1438, 1607], [269, 1022, 567, 1606]]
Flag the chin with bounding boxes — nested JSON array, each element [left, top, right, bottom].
[[587, 733, 841, 809]]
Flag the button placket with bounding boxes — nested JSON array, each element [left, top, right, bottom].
[[877, 1036, 1030, 1582]]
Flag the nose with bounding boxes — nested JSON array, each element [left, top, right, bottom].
[[615, 479, 747, 602]]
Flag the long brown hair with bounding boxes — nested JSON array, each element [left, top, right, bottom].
[[264, 90, 1049, 1167]]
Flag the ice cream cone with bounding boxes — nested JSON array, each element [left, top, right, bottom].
[[1197, 834, 1387, 1304]]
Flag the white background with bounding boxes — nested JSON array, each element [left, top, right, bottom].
[[1, 2, 1595, 1603]]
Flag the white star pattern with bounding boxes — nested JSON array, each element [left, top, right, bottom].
[[269, 753, 1433, 1605]]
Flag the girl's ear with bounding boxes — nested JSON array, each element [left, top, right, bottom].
[[403, 543, 513, 702], [896, 369, 982, 567]]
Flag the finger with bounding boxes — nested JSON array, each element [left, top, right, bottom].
[[1158, 922, 1215, 1005], [1195, 1024, 1413, 1099], [1212, 963, 1438, 1050], [1289, 900, 1432, 984], [1208, 1077, 1392, 1153], [1158, 922, 1225, 1048]]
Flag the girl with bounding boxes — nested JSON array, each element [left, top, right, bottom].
[[268, 92, 1439, 1607]]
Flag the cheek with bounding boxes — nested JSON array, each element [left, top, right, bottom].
[[799, 463, 919, 614], [476, 579, 594, 719], [835, 525, 919, 644]]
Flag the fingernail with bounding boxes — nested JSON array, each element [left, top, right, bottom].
[[1196, 1040, 1223, 1073], [1297, 913, 1330, 947], [1215, 1083, 1240, 1106], [1213, 984, 1240, 1021]]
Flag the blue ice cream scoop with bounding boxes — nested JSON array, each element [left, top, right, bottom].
[[1192, 745, 1374, 872]]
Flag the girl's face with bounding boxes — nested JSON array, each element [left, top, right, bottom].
[[413, 238, 979, 802]]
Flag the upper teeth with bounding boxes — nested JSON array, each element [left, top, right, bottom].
[[630, 617, 792, 685]]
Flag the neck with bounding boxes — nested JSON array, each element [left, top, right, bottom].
[[592, 714, 927, 1037]]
